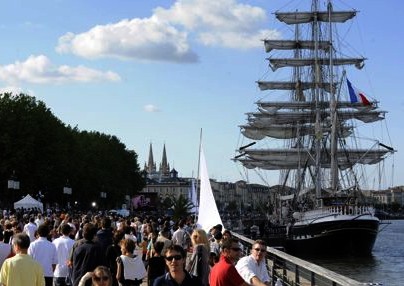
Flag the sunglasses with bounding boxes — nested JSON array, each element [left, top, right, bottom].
[[254, 248, 267, 253], [230, 247, 242, 252], [93, 276, 110, 282], [165, 254, 183, 261]]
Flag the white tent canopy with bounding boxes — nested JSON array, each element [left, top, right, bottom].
[[14, 194, 43, 212]]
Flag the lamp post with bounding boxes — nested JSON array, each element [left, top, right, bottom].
[[7, 171, 20, 210]]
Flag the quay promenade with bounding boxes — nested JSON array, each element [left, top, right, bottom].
[[140, 232, 367, 286]]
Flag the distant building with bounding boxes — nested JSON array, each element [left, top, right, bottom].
[[371, 186, 404, 206], [143, 143, 171, 180], [141, 143, 276, 211], [141, 143, 190, 201]]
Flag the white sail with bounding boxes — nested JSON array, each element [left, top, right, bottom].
[[196, 146, 224, 233]]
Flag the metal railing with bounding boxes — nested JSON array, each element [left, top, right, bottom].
[[231, 231, 367, 286]]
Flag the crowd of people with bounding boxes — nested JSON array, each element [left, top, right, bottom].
[[0, 208, 281, 286]]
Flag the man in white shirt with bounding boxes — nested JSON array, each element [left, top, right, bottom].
[[35, 214, 44, 227], [171, 220, 186, 248], [23, 216, 38, 242], [52, 224, 75, 286], [28, 224, 58, 286], [236, 240, 272, 286]]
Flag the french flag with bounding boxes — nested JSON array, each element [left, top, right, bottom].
[[347, 79, 371, 105]]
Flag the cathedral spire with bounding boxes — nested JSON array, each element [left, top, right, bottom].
[[160, 144, 170, 175], [146, 142, 156, 173]]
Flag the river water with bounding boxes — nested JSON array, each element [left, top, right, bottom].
[[306, 219, 404, 285]]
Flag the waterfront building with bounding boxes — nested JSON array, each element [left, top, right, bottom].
[[371, 186, 404, 206], [140, 143, 274, 213], [141, 143, 190, 202]]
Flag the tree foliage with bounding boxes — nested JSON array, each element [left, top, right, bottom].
[[170, 194, 194, 221], [0, 93, 145, 209]]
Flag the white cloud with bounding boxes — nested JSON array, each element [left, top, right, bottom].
[[56, 0, 279, 62], [56, 18, 198, 63], [144, 104, 160, 112], [155, 0, 278, 49], [0, 55, 121, 84]]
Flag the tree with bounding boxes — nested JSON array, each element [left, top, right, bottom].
[[170, 194, 194, 221], [0, 93, 145, 209]]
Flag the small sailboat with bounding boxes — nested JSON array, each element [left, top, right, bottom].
[[196, 144, 224, 234], [235, 0, 396, 256]]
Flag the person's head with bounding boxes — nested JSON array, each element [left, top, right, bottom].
[[60, 223, 72, 236], [83, 223, 97, 240], [208, 252, 218, 267], [101, 217, 112, 229], [161, 227, 170, 238], [92, 266, 112, 286], [154, 241, 165, 255], [251, 239, 267, 262], [12, 233, 30, 253], [164, 245, 186, 275], [120, 238, 136, 254], [112, 230, 125, 245], [214, 231, 223, 241], [221, 237, 242, 263], [191, 228, 209, 249], [37, 224, 50, 237], [222, 230, 231, 240]]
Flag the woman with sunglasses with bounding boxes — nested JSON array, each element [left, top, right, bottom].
[[78, 266, 112, 286], [153, 245, 202, 286]]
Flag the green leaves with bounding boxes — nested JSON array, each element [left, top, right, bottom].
[[0, 93, 145, 209]]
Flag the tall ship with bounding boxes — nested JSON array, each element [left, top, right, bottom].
[[234, 0, 395, 256]]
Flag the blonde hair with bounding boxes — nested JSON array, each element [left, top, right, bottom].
[[191, 229, 210, 250]]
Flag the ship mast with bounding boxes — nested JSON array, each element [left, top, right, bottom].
[[313, 0, 323, 205], [328, 0, 339, 192]]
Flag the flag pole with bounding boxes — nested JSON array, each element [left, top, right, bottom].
[[194, 128, 202, 222]]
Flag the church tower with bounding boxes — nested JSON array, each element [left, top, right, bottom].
[[144, 143, 156, 174], [159, 144, 170, 176]]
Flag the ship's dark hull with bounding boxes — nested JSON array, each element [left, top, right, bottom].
[[284, 218, 379, 257]]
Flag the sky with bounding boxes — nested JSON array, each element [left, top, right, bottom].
[[0, 0, 403, 189]]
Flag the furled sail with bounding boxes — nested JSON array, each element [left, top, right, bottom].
[[264, 40, 331, 52], [275, 11, 356, 25], [257, 81, 337, 93], [238, 148, 389, 170], [268, 58, 365, 71], [240, 124, 352, 140], [246, 110, 385, 126]]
